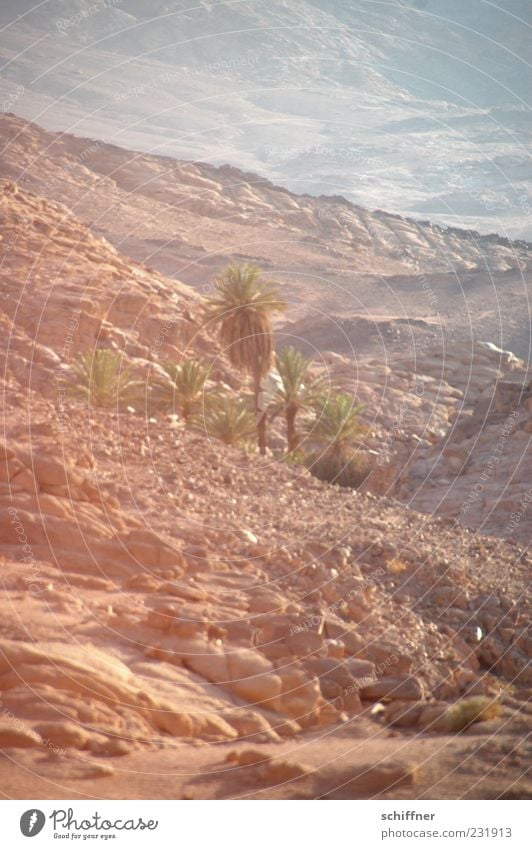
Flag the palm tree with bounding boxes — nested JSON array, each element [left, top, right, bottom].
[[153, 358, 210, 422], [204, 263, 285, 454], [192, 394, 256, 447], [271, 345, 332, 452], [68, 349, 144, 409], [306, 393, 366, 458], [304, 393, 369, 486]]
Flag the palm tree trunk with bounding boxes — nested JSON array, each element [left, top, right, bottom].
[[253, 371, 267, 455], [286, 405, 298, 453]]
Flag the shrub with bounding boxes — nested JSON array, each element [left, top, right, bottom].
[[152, 358, 210, 421], [444, 696, 502, 732], [68, 349, 144, 409], [192, 394, 256, 447], [306, 449, 372, 488]]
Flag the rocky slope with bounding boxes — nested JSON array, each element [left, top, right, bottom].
[[0, 170, 530, 798], [305, 337, 532, 544]]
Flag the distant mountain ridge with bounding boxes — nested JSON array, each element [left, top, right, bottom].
[[0, 0, 529, 236], [1, 111, 530, 357]]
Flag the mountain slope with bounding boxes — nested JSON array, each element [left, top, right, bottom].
[[1, 112, 530, 361], [0, 179, 530, 799]]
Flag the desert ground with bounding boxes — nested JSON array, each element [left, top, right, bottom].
[[0, 114, 530, 800]]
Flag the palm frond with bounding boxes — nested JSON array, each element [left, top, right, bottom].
[[191, 393, 256, 446], [304, 393, 367, 456], [203, 263, 286, 378], [273, 346, 334, 410], [152, 357, 210, 420], [271, 346, 338, 451], [68, 349, 144, 409]]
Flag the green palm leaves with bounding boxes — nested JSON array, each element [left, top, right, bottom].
[[192, 394, 256, 446], [68, 349, 144, 409], [304, 393, 370, 487], [204, 263, 285, 377], [306, 393, 366, 458], [64, 265, 370, 482], [153, 357, 210, 421], [272, 345, 332, 452]]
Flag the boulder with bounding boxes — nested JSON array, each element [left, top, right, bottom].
[[0, 721, 42, 748], [345, 658, 376, 680], [33, 720, 90, 749], [275, 668, 322, 718], [285, 629, 324, 656], [224, 710, 281, 742], [227, 650, 282, 704], [360, 675, 425, 702], [384, 701, 426, 728]]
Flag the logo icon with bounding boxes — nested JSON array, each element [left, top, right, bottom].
[[20, 810, 46, 837]]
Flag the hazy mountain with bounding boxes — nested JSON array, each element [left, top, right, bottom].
[[2, 112, 530, 359], [0, 0, 530, 237]]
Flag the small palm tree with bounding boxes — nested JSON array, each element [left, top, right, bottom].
[[153, 358, 210, 422], [306, 393, 366, 459], [271, 346, 331, 452], [304, 394, 369, 487], [192, 394, 256, 447], [69, 349, 143, 409], [204, 262, 286, 454]]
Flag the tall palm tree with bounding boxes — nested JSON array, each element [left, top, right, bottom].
[[192, 394, 256, 447], [271, 346, 331, 452], [153, 358, 210, 422], [204, 263, 285, 454]]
